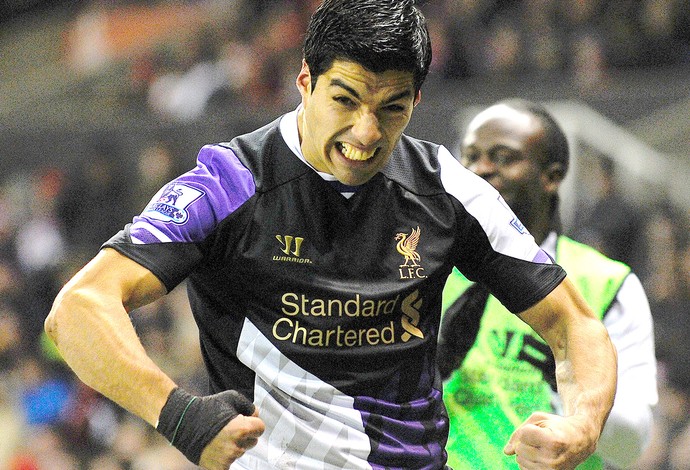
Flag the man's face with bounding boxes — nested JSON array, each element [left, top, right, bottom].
[[296, 59, 420, 186], [460, 105, 553, 224]]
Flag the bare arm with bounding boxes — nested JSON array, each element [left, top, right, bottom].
[[505, 276, 618, 468], [45, 247, 174, 425], [46, 248, 265, 469]]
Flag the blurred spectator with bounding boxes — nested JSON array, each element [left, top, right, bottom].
[[635, 0, 689, 67], [241, 2, 306, 108], [519, 0, 564, 75], [570, 30, 609, 92], [56, 139, 132, 264], [6, 426, 79, 470], [633, 207, 690, 470], [483, 12, 526, 76], [130, 138, 181, 213], [17, 355, 72, 428], [0, 308, 25, 465], [12, 168, 68, 347], [571, 155, 646, 271], [643, 205, 690, 391], [437, 0, 497, 79], [65, 3, 108, 76], [147, 25, 230, 122]]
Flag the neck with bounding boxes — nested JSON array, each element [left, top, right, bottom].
[[525, 211, 558, 246], [531, 227, 549, 246]]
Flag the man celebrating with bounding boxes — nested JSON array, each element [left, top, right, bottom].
[[441, 99, 657, 469], [46, 2, 617, 469]]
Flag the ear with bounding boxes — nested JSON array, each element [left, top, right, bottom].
[[413, 90, 421, 107], [296, 60, 312, 98], [542, 162, 565, 194]]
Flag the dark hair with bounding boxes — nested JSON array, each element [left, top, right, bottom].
[[497, 98, 569, 175], [303, 0, 432, 94]]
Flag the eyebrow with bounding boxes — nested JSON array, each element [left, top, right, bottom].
[[329, 78, 413, 104]]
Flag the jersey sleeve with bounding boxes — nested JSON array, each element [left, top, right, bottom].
[[438, 146, 565, 313], [104, 144, 256, 291]]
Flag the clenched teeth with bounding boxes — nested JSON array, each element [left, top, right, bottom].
[[339, 142, 376, 161]]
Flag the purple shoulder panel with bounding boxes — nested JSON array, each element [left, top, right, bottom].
[[532, 249, 552, 264], [130, 144, 255, 244]]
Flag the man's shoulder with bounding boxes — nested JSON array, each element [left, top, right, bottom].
[[217, 115, 284, 155], [557, 236, 631, 274], [396, 134, 443, 164], [556, 235, 632, 316], [214, 115, 309, 190], [382, 134, 446, 195]]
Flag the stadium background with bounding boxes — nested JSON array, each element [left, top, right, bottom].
[[0, 1, 688, 469]]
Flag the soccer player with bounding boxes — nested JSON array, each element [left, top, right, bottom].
[[45, 2, 617, 469], [440, 99, 658, 470]]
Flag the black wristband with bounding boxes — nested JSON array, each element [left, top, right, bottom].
[[156, 387, 255, 464]]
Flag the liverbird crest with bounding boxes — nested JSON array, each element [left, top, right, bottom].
[[395, 226, 422, 267]]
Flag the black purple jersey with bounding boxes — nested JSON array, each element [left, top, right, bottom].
[[104, 108, 564, 469]]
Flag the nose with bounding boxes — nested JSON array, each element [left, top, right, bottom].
[[469, 154, 497, 178], [351, 110, 382, 147]]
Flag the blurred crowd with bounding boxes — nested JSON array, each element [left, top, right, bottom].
[[0, 138, 207, 469], [1, 0, 689, 469], [59, 0, 690, 121]]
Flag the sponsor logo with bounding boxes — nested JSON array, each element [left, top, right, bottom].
[[280, 293, 400, 318], [144, 182, 204, 224], [271, 290, 425, 347], [395, 226, 427, 279], [273, 318, 396, 347], [274, 234, 313, 264], [401, 289, 424, 341]]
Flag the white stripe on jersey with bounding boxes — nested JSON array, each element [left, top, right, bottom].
[[130, 221, 172, 244], [437, 146, 545, 263], [233, 318, 373, 470]]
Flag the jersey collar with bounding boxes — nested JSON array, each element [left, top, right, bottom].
[[279, 105, 359, 198]]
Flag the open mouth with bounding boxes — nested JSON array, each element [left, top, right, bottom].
[[337, 142, 379, 162]]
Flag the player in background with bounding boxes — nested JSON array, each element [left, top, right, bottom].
[[440, 98, 658, 470]]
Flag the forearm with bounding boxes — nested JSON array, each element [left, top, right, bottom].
[[46, 286, 175, 425], [522, 278, 618, 444], [555, 315, 618, 441], [46, 287, 175, 425]]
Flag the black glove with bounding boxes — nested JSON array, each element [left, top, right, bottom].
[[156, 387, 255, 464]]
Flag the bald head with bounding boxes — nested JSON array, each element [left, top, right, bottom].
[[460, 99, 569, 243]]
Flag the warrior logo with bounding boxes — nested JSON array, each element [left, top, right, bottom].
[[396, 226, 427, 279], [274, 235, 312, 264], [144, 182, 204, 224], [276, 235, 304, 257]]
